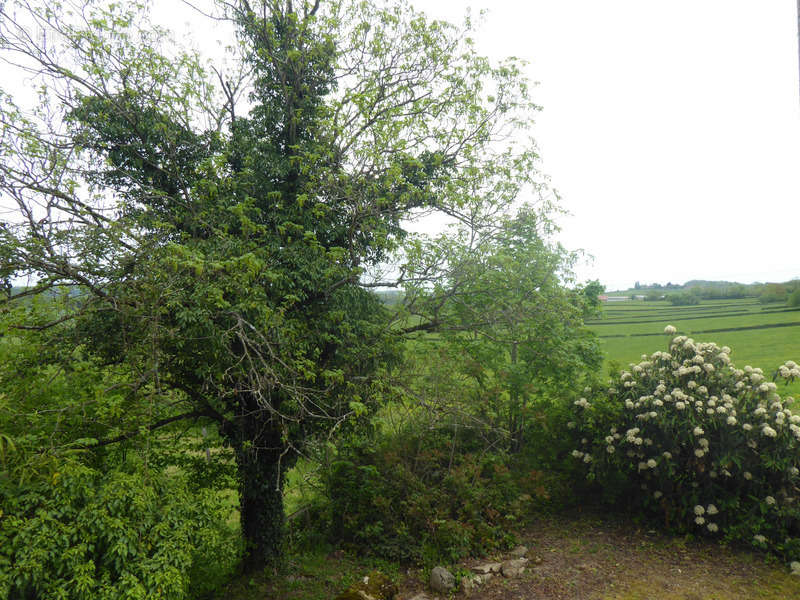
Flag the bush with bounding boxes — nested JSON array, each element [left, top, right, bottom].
[[568, 331, 800, 562], [667, 293, 700, 306], [788, 289, 800, 308], [760, 284, 787, 304], [0, 462, 239, 600], [310, 427, 531, 564]]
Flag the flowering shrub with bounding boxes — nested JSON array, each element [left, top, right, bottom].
[[570, 327, 800, 562]]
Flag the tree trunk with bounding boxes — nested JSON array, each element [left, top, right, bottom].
[[235, 439, 286, 572], [509, 341, 522, 453], [226, 402, 291, 573]]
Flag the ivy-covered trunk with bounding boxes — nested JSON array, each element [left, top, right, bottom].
[[235, 439, 285, 571], [226, 400, 291, 573]]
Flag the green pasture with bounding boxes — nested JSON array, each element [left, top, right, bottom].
[[588, 298, 800, 396]]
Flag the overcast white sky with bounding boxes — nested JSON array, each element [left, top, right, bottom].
[[153, 0, 800, 291], [419, 0, 800, 291]]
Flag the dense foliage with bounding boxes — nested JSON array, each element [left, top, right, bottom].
[[790, 289, 800, 308], [393, 207, 601, 456], [0, 299, 241, 599], [310, 428, 529, 564], [667, 293, 701, 306], [570, 329, 800, 561], [0, 463, 237, 600], [0, 0, 594, 586]]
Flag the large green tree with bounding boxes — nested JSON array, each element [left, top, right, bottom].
[[0, 0, 542, 568]]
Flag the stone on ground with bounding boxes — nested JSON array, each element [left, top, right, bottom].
[[501, 558, 529, 578], [473, 562, 503, 574], [430, 566, 455, 594]]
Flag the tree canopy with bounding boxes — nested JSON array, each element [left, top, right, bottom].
[[0, 0, 596, 572]]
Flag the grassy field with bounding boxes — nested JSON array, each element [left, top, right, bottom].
[[587, 298, 800, 396]]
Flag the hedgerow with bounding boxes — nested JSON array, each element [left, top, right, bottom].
[[569, 327, 800, 564]]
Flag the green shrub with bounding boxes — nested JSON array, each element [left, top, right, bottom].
[[310, 428, 526, 564], [788, 289, 800, 308], [760, 284, 787, 304], [568, 331, 800, 562], [667, 293, 700, 306], [0, 462, 239, 600]]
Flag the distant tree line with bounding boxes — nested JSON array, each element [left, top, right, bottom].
[[629, 279, 800, 306]]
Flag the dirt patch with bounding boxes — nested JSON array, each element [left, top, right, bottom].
[[395, 511, 800, 600]]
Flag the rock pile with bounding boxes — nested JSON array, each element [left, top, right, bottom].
[[336, 545, 540, 599], [418, 544, 536, 598]]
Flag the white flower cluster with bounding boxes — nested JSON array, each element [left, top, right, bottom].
[[691, 503, 720, 530], [778, 360, 800, 380], [571, 336, 800, 558]]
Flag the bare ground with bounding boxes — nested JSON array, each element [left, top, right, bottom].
[[395, 511, 800, 600], [220, 510, 800, 600]]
